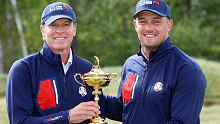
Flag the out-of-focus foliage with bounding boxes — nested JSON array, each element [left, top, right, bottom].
[[76, 0, 220, 65], [0, 0, 220, 73], [76, 0, 139, 66], [0, 0, 70, 72], [167, 0, 220, 60]]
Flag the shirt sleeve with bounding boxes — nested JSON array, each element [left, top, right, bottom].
[[101, 95, 123, 121], [6, 61, 69, 124], [168, 68, 206, 124]]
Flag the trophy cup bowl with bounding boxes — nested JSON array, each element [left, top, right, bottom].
[[74, 56, 119, 124]]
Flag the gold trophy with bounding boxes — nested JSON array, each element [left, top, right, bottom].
[[74, 56, 119, 124]]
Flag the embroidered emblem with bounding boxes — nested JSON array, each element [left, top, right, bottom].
[[140, 1, 160, 7], [154, 82, 163, 92], [79, 86, 87, 97]]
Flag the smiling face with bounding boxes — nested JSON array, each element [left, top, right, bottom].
[[40, 18, 77, 54], [134, 11, 173, 57]]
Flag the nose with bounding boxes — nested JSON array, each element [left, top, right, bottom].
[[56, 25, 64, 33], [145, 23, 153, 31]]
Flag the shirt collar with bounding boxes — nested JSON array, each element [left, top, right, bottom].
[[67, 48, 73, 65], [141, 47, 149, 61], [62, 48, 72, 66], [62, 48, 73, 74]]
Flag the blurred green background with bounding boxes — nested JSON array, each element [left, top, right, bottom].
[[1, 0, 220, 123], [0, 0, 220, 72]]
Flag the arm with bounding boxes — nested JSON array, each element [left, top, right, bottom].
[[6, 61, 100, 124], [23, 102, 100, 124], [6, 62, 69, 124], [168, 69, 206, 124], [101, 65, 128, 121], [102, 95, 123, 121]]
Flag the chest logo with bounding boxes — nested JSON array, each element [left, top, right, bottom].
[[79, 86, 87, 97], [154, 82, 163, 92]]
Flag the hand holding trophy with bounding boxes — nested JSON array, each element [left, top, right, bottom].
[[74, 56, 119, 124]]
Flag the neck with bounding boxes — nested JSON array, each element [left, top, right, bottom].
[[53, 48, 70, 65], [61, 52, 69, 65], [141, 45, 150, 59]]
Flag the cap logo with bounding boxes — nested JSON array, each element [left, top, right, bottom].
[[50, 6, 69, 12], [140, 1, 159, 6]]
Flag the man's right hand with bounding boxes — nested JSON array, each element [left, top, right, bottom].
[[68, 101, 101, 123]]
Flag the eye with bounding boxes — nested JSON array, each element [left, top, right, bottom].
[[50, 23, 57, 27], [63, 23, 71, 29], [154, 19, 161, 24], [139, 20, 146, 24], [64, 23, 70, 26]]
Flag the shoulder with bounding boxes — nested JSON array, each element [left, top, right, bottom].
[[171, 46, 202, 72], [74, 55, 92, 66], [122, 54, 146, 74], [124, 54, 142, 65], [11, 52, 40, 69], [169, 46, 205, 83], [7, 52, 41, 84], [74, 55, 93, 72]]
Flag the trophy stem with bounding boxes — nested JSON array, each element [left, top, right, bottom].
[[90, 85, 107, 124], [92, 85, 101, 104]]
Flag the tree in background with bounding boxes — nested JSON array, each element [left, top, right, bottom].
[[0, 0, 69, 72], [0, 0, 219, 73], [76, 0, 140, 66], [0, 33, 3, 73], [70, 0, 79, 52], [167, 0, 220, 60], [11, 0, 28, 57]]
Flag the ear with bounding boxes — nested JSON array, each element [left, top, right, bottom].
[[133, 19, 138, 32], [73, 23, 77, 36], [40, 25, 45, 37], [167, 19, 173, 32]]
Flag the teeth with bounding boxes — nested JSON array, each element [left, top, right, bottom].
[[145, 35, 155, 37], [55, 38, 65, 40]]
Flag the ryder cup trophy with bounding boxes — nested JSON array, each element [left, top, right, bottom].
[[74, 56, 119, 124]]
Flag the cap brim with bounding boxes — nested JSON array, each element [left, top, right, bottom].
[[45, 15, 76, 25], [133, 9, 167, 19]]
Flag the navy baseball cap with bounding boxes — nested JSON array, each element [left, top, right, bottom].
[[41, 2, 76, 25], [133, 0, 171, 19]]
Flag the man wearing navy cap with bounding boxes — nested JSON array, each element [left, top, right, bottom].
[[117, 0, 206, 123], [6, 2, 122, 124]]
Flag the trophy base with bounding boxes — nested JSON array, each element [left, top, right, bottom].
[[89, 117, 108, 124]]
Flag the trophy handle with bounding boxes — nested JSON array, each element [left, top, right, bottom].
[[108, 73, 120, 86], [74, 73, 86, 87]]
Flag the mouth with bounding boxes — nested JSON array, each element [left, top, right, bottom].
[[54, 37, 66, 40], [144, 34, 156, 38]]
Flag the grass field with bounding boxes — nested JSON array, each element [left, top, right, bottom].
[[1, 58, 220, 123]]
